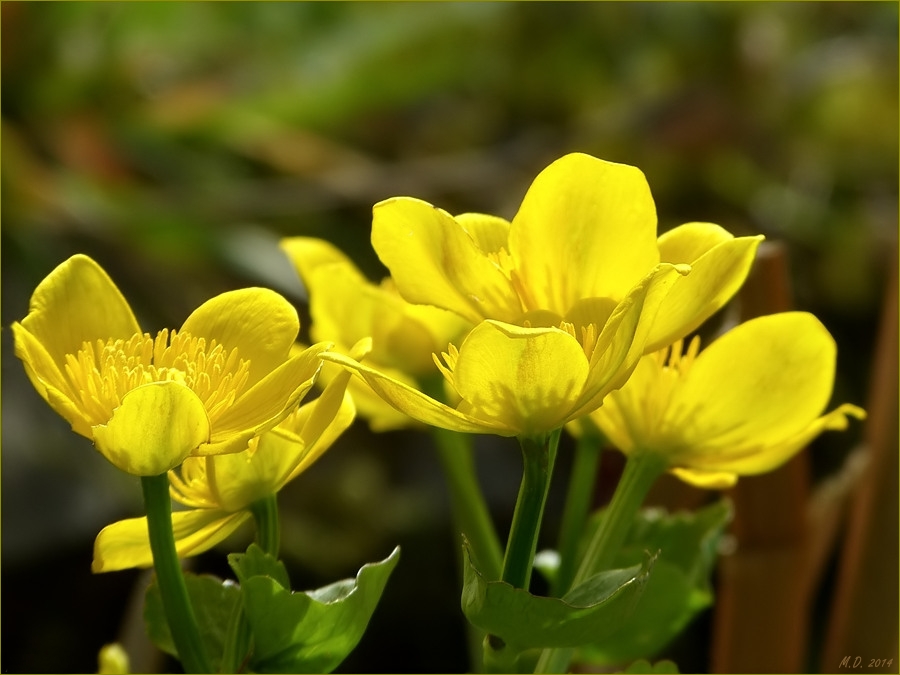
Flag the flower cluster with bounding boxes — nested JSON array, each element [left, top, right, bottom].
[[13, 152, 865, 675], [290, 153, 861, 482]]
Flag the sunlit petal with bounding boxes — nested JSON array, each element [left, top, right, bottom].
[[509, 153, 659, 314], [455, 212, 512, 254], [180, 287, 300, 386], [11, 323, 92, 435], [17, 254, 141, 368], [675, 312, 837, 449], [92, 509, 250, 572], [647, 223, 764, 351], [450, 320, 589, 435], [212, 342, 328, 437], [669, 468, 738, 489], [587, 311, 866, 488], [320, 351, 513, 435], [573, 263, 689, 418], [681, 403, 866, 477], [92, 382, 211, 476], [372, 196, 522, 323]]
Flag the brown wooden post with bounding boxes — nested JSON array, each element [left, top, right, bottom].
[[820, 255, 899, 673], [711, 241, 815, 673]]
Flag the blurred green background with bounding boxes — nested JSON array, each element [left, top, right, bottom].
[[2, 2, 896, 673]]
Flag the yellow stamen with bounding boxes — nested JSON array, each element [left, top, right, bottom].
[[64, 329, 251, 428]]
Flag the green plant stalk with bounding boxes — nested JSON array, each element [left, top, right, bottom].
[[250, 493, 281, 557], [432, 427, 504, 581], [501, 429, 562, 589], [552, 430, 604, 597], [573, 452, 667, 584], [482, 430, 561, 673], [142, 473, 212, 674], [533, 451, 667, 674]]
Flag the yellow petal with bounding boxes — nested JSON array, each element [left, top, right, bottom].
[[12, 255, 141, 430], [291, 389, 356, 481], [657, 221, 734, 262], [682, 403, 866, 477], [212, 367, 358, 511], [284, 238, 469, 377], [180, 287, 300, 386], [674, 312, 839, 452], [211, 341, 328, 439], [320, 351, 513, 435], [372, 196, 522, 323], [584, 355, 660, 453], [573, 263, 689, 418], [450, 320, 589, 435], [669, 467, 738, 489], [18, 254, 141, 368], [92, 509, 251, 572], [295, 367, 356, 454], [455, 212, 512, 254], [281, 237, 370, 346], [508, 153, 659, 314], [316, 358, 415, 431], [646, 223, 764, 351], [92, 382, 211, 476], [280, 236, 357, 279], [11, 322, 93, 435]]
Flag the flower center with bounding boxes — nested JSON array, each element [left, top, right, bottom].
[[63, 329, 251, 427], [640, 335, 701, 443]]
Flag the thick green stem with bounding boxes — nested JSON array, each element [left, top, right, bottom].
[[142, 473, 212, 674], [552, 430, 603, 597], [533, 451, 666, 674], [249, 493, 281, 557], [572, 452, 666, 586], [501, 430, 561, 589], [483, 430, 561, 673], [432, 427, 504, 581]]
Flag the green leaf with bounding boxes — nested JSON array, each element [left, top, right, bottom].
[[461, 543, 654, 651], [242, 546, 400, 674], [144, 572, 242, 673], [578, 499, 732, 665], [621, 658, 680, 673], [228, 542, 291, 589]]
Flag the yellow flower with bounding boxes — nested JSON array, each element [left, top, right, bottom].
[[322, 153, 762, 437], [371, 152, 763, 352], [584, 312, 867, 488], [12, 254, 327, 476], [91, 369, 356, 572], [280, 236, 469, 431], [323, 266, 686, 437]]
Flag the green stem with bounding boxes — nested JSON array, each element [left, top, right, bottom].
[[483, 430, 561, 673], [533, 451, 666, 674], [572, 452, 666, 585], [552, 430, 604, 597], [432, 427, 504, 581], [249, 493, 281, 557], [501, 430, 561, 589], [142, 473, 212, 674]]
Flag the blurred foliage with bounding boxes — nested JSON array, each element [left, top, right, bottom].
[[2, 3, 896, 673]]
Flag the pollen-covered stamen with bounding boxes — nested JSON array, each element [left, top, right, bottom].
[[64, 329, 251, 427]]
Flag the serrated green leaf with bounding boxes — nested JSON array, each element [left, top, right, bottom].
[[228, 542, 291, 589], [461, 544, 654, 651], [578, 499, 732, 665], [144, 573, 241, 673], [243, 546, 400, 674]]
